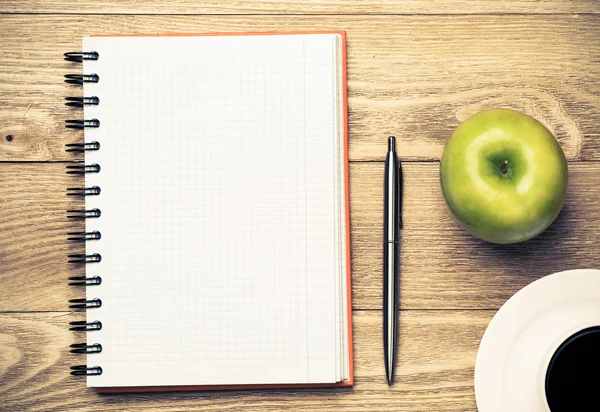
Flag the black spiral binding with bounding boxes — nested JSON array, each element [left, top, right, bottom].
[[64, 74, 100, 85], [69, 299, 103, 309], [69, 320, 102, 331], [65, 141, 100, 152], [70, 366, 103, 376], [66, 186, 101, 196], [66, 51, 104, 377], [68, 276, 102, 286], [66, 164, 101, 174], [65, 119, 100, 129], [70, 343, 103, 354], [64, 51, 99, 62], [67, 231, 102, 241], [68, 253, 102, 263], [67, 209, 101, 219], [65, 96, 100, 107]]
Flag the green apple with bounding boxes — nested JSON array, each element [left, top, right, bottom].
[[440, 108, 568, 244]]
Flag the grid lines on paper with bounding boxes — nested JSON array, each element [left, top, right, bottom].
[[98, 53, 316, 363]]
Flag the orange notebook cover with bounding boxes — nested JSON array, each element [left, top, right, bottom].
[[75, 31, 352, 393]]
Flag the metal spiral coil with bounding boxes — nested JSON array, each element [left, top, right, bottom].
[[67, 231, 102, 241], [66, 186, 101, 196], [67, 209, 101, 219], [68, 276, 102, 286], [68, 253, 102, 263], [70, 343, 102, 354], [64, 74, 99, 85], [65, 141, 100, 152], [66, 164, 101, 175], [65, 119, 100, 129], [66, 50, 104, 378], [65, 96, 100, 107], [69, 321, 102, 331], [68, 298, 102, 309], [70, 365, 102, 376], [64, 51, 99, 62]]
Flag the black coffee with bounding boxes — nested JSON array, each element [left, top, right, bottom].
[[545, 326, 600, 411]]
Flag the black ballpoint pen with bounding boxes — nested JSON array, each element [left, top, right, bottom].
[[383, 135, 402, 386]]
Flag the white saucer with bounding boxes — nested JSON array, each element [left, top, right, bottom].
[[474, 269, 600, 412]]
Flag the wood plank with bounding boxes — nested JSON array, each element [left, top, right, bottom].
[[2, 161, 599, 311], [351, 161, 600, 309], [0, 310, 490, 411], [0, 0, 598, 14], [0, 15, 599, 161], [0, 163, 84, 311]]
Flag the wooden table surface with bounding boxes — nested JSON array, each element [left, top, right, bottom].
[[1, 1, 599, 410]]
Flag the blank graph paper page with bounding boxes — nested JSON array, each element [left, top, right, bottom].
[[81, 33, 348, 387]]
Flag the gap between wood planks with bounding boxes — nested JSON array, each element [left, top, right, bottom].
[[2, 160, 600, 164], [0, 309, 500, 314]]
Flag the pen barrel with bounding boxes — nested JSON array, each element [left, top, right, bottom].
[[384, 150, 399, 242], [383, 137, 401, 384], [383, 240, 400, 382]]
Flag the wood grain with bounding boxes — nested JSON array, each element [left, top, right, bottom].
[[0, 163, 84, 311], [0, 15, 599, 162], [0, 310, 490, 411], [2, 161, 599, 312], [0, 0, 598, 15]]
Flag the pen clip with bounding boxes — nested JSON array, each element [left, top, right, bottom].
[[398, 162, 403, 229]]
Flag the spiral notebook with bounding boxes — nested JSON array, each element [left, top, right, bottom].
[[65, 31, 352, 392]]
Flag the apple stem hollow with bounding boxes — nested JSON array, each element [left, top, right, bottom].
[[501, 160, 509, 174]]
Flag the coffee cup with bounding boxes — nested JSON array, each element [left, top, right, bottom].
[[544, 326, 600, 411]]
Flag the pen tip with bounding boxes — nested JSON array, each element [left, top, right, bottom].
[[386, 370, 394, 386]]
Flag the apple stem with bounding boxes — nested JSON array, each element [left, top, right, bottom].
[[501, 160, 509, 174]]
